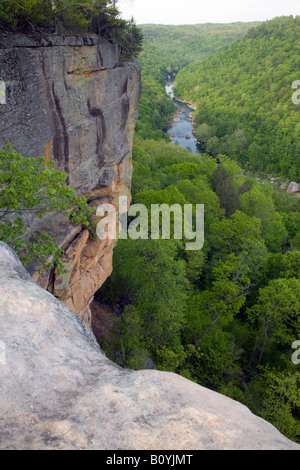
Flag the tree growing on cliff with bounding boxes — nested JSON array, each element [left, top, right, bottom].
[[0, 1, 143, 59], [50, 0, 118, 35], [0, 145, 92, 271]]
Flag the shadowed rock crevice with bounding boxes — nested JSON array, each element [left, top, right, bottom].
[[120, 94, 130, 132], [87, 98, 106, 169], [51, 82, 70, 178]]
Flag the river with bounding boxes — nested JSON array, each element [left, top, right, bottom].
[[165, 82, 203, 154]]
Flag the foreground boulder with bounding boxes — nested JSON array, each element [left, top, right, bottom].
[[0, 242, 299, 450]]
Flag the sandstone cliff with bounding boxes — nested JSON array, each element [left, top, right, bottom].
[[0, 34, 141, 324], [0, 242, 299, 450]]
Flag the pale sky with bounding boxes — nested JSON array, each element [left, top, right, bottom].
[[117, 0, 299, 24]]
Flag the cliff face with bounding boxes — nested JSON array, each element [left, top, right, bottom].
[[0, 242, 299, 450], [0, 35, 141, 324]]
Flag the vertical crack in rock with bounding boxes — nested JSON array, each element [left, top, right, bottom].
[[40, 49, 70, 179], [87, 98, 106, 169], [51, 82, 70, 180], [122, 76, 128, 95], [120, 94, 130, 132], [96, 45, 104, 69]]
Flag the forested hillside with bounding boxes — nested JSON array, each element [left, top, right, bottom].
[[99, 138, 300, 443], [138, 22, 259, 81], [135, 22, 258, 139], [174, 16, 300, 179], [96, 18, 300, 444]]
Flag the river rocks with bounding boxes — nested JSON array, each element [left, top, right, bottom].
[[287, 182, 300, 194], [0, 34, 141, 323], [0, 242, 299, 451]]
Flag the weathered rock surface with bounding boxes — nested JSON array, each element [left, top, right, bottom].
[[287, 182, 300, 194], [0, 242, 299, 451], [0, 34, 140, 323]]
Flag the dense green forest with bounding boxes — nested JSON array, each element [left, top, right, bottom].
[[174, 16, 300, 179], [96, 17, 300, 444], [138, 22, 259, 81], [135, 22, 258, 139]]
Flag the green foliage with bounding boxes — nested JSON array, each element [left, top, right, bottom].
[[98, 238, 189, 368], [98, 133, 300, 442], [264, 251, 300, 281], [240, 184, 288, 252], [0, 0, 53, 32], [94, 17, 300, 444], [211, 164, 240, 217], [111, 18, 143, 60], [248, 278, 300, 366], [135, 22, 256, 141], [138, 23, 259, 84], [135, 76, 175, 140], [247, 367, 300, 442], [175, 16, 300, 179], [0, 145, 92, 270]]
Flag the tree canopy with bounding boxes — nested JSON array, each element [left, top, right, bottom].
[[95, 17, 300, 444], [174, 16, 300, 179], [0, 0, 143, 58], [0, 145, 92, 271]]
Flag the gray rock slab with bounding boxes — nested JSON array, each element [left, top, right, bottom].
[[287, 182, 300, 194], [0, 242, 299, 450]]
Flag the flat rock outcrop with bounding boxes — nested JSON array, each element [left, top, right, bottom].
[[0, 35, 141, 323], [0, 242, 299, 451]]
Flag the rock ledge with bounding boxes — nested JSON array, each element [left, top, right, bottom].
[[0, 242, 299, 450]]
